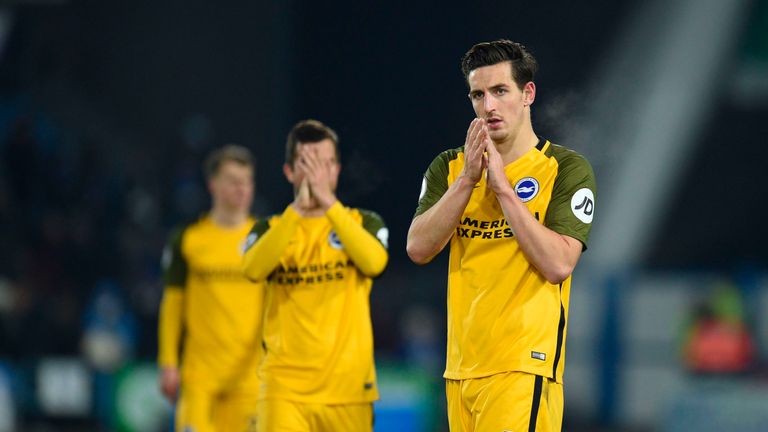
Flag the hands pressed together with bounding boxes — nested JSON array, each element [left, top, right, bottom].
[[460, 118, 512, 195], [292, 145, 338, 214]]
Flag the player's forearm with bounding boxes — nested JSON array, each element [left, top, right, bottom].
[[407, 174, 475, 264], [326, 202, 388, 277], [158, 287, 184, 367], [496, 188, 580, 284], [242, 205, 300, 281]]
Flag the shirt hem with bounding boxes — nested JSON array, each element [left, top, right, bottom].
[[444, 367, 563, 384], [258, 393, 379, 405]]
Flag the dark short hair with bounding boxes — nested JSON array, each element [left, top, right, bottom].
[[285, 119, 340, 165], [203, 144, 254, 179], [460, 39, 538, 89]]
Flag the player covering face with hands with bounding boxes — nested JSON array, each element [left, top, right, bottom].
[[242, 119, 388, 432], [287, 140, 341, 215]]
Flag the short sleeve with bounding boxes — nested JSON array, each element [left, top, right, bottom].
[[413, 149, 458, 217], [544, 150, 597, 250], [162, 226, 188, 287]]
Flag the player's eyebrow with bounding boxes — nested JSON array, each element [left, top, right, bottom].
[[469, 83, 509, 94]]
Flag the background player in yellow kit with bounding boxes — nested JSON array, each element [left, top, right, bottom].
[[407, 40, 596, 431], [242, 119, 388, 432], [158, 145, 264, 432]]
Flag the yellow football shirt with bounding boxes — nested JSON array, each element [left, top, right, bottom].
[[414, 138, 596, 383], [159, 215, 264, 382], [242, 203, 388, 404]]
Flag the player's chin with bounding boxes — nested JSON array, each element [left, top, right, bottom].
[[488, 130, 507, 142], [233, 199, 252, 210]]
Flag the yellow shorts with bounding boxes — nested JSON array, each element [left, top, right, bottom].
[[175, 365, 259, 432], [257, 399, 373, 432], [446, 371, 563, 432]]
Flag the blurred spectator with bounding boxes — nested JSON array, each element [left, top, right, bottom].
[[0, 363, 16, 431], [682, 283, 756, 374], [81, 280, 137, 373], [400, 305, 442, 375]]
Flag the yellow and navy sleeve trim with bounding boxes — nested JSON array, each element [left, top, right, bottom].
[[242, 206, 301, 282], [360, 209, 387, 249], [326, 203, 388, 277], [162, 225, 188, 288], [243, 218, 272, 253], [414, 147, 462, 218]]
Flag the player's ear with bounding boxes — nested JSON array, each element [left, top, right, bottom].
[[523, 81, 536, 107], [207, 177, 216, 195], [283, 163, 295, 183]]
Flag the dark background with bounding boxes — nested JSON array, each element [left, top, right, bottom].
[[1, 0, 767, 430], [0, 0, 637, 355]]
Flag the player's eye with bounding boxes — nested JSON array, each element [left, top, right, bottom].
[[470, 92, 483, 100], [494, 88, 508, 96]]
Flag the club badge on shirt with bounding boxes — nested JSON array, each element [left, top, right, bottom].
[[328, 231, 343, 249], [515, 177, 539, 202]]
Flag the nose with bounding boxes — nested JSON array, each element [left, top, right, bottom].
[[483, 92, 496, 113]]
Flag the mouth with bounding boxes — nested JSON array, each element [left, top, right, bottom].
[[486, 117, 503, 129]]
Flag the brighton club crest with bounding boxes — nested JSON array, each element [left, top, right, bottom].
[[514, 177, 539, 202]]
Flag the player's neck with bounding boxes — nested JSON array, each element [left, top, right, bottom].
[[210, 207, 249, 228], [496, 124, 538, 165]]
